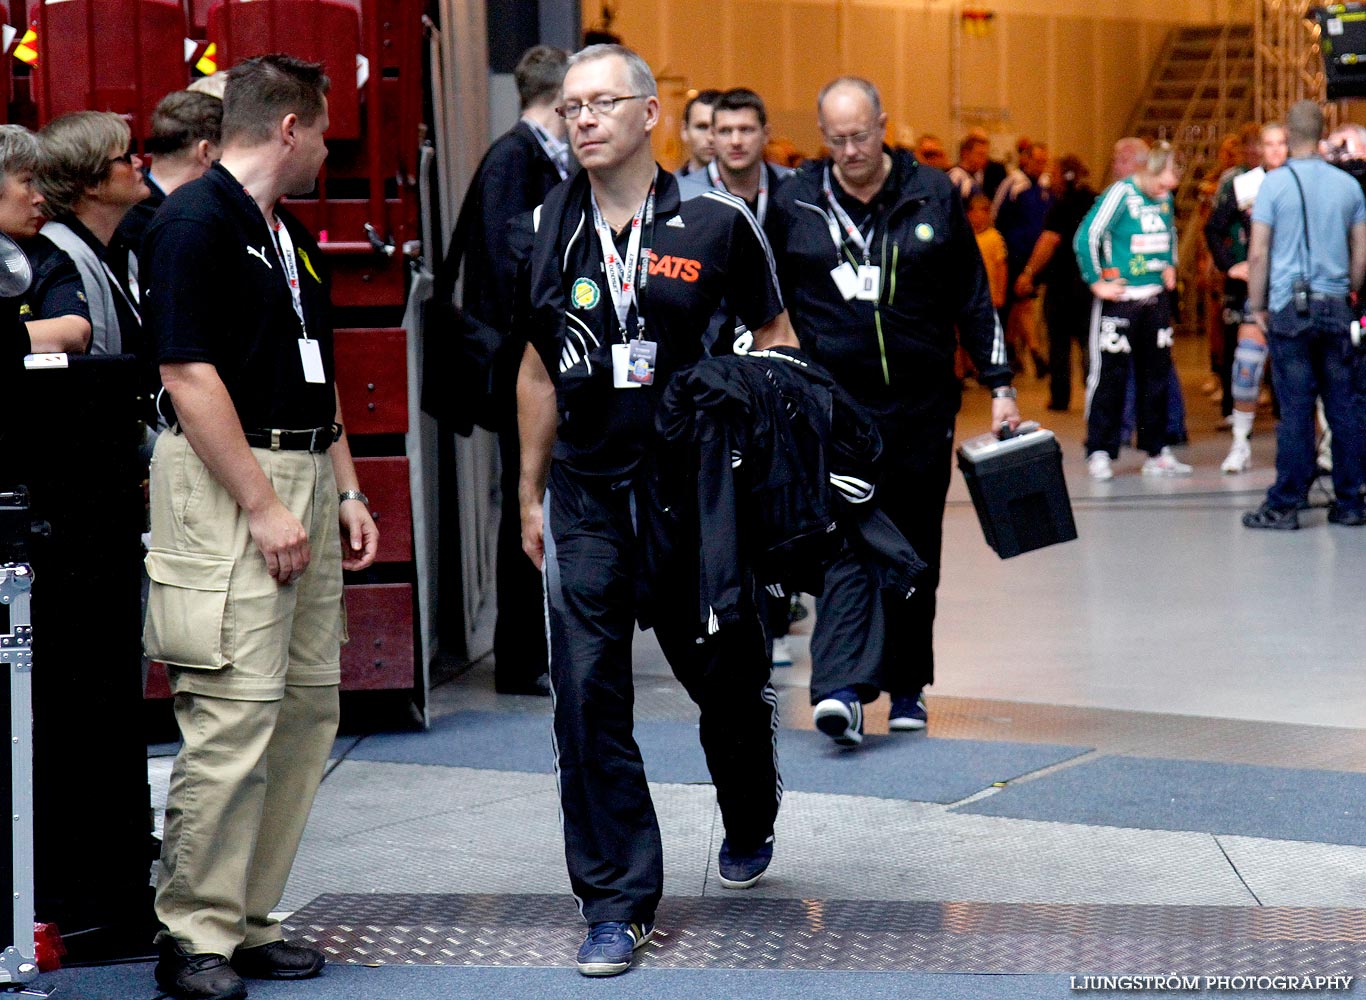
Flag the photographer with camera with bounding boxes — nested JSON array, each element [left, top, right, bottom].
[[1243, 100, 1366, 529]]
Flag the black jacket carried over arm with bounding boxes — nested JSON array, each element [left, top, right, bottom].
[[657, 347, 926, 635], [769, 148, 1010, 430]]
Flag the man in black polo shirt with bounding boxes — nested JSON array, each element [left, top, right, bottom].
[[111, 89, 223, 308], [516, 43, 799, 978], [770, 77, 1019, 747], [141, 55, 378, 1000]]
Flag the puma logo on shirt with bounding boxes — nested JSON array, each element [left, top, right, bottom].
[[246, 245, 273, 269]]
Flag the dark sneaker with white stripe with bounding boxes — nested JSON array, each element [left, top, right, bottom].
[[813, 688, 863, 746], [576, 920, 654, 977], [888, 690, 928, 731], [718, 836, 774, 889]]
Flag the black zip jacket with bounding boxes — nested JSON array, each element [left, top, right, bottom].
[[657, 347, 926, 635], [770, 148, 1011, 425]]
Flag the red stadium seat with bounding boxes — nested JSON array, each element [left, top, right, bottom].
[[33, 0, 189, 138], [206, 0, 362, 140]]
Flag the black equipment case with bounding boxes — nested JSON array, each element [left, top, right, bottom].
[[956, 425, 1078, 559]]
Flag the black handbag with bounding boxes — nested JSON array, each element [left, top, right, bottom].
[[421, 182, 505, 437]]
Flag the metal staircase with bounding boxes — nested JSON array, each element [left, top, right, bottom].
[[1125, 24, 1256, 326]]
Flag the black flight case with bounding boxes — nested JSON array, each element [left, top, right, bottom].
[[956, 424, 1078, 558]]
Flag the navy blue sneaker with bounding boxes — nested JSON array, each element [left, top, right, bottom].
[[1328, 503, 1366, 526], [888, 690, 927, 731], [575, 920, 654, 977], [718, 836, 774, 889], [813, 688, 863, 746]]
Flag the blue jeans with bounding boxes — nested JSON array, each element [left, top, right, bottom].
[[1265, 299, 1365, 512]]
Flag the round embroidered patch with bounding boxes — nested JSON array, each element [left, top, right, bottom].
[[915, 223, 934, 242], [571, 277, 601, 309]]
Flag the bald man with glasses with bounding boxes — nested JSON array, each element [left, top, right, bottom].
[[768, 77, 1019, 746]]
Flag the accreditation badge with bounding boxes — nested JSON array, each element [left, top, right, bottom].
[[626, 338, 657, 385]]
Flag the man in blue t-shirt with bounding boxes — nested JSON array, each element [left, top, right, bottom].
[[1244, 100, 1366, 529]]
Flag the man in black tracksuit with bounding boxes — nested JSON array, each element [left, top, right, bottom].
[[769, 77, 1019, 746], [515, 44, 801, 977]]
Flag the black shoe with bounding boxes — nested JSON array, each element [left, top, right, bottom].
[[494, 672, 551, 696], [1328, 504, 1366, 526], [231, 940, 326, 980], [155, 940, 247, 1000], [1242, 504, 1300, 530]]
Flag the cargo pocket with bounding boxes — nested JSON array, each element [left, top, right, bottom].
[[143, 549, 235, 669]]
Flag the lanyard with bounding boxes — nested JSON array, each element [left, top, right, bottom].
[[707, 159, 768, 225], [823, 164, 872, 262], [526, 119, 569, 181], [270, 217, 308, 337], [101, 259, 141, 325], [590, 181, 655, 342]]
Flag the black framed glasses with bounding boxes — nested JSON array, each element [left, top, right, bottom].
[[105, 150, 135, 170], [555, 95, 647, 120]]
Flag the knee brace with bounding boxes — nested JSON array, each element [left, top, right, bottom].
[[1232, 339, 1268, 403]]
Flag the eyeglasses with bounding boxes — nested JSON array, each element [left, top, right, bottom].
[[555, 95, 647, 120], [105, 150, 135, 169], [824, 128, 879, 150]]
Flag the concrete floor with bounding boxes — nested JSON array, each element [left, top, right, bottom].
[[43, 333, 1366, 1000]]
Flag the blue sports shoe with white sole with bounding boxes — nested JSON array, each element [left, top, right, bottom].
[[575, 920, 654, 977]]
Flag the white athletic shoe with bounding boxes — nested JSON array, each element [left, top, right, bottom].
[[1221, 441, 1252, 475], [771, 636, 794, 667], [1141, 447, 1193, 477], [1087, 452, 1114, 481]]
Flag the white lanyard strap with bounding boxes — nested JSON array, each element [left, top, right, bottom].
[[590, 182, 655, 341], [707, 160, 768, 226], [271, 217, 308, 337], [823, 164, 871, 260], [101, 259, 141, 325]]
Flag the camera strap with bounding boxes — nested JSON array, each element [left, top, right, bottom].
[[1287, 162, 1311, 280]]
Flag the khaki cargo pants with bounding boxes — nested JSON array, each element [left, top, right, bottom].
[[144, 429, 346, 957]]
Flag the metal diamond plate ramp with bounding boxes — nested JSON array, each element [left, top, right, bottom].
[[283, 894, 1366, 974]]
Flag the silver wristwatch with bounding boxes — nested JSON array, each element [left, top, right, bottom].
[[990, 386, 1017, 400], [338, 489, 370, 506]]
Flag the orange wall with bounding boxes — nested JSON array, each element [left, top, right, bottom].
[[588, 0, 1206, 178]]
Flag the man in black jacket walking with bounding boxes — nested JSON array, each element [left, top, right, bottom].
[[515, 43, 800, 977], [450, 44, 569, 695], [769, 77, 1020, 745]]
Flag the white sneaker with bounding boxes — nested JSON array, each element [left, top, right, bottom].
[[1087, 452, 1114, 481], [771, 636, 794, 667], [1141, 446, 1193, 477], [1220, 440, 1251, 474]]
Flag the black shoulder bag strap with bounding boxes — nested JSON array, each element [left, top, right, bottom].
[[1286, 162, 1312, 280], [432, 176, 481, 304]]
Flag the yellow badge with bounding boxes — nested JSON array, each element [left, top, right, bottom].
[[571, 277, 601, 310], [297, 248, 321, 283]]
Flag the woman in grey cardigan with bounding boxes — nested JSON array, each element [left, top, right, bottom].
[[37, 111, 149, 356]]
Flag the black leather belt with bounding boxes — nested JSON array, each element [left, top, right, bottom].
[[242, 424, 341, 453]]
